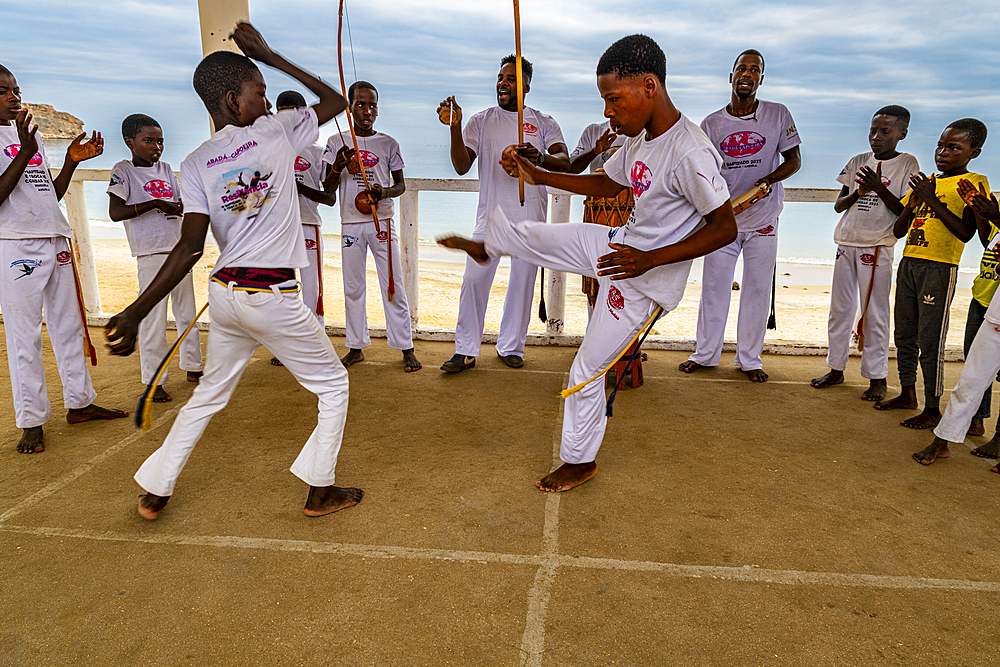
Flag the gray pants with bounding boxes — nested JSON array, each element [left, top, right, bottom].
[[965, 298, 1000, 427], [894, 257, 957, 408]]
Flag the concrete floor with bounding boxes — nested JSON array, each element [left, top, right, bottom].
[[1, 325, 999, 666]]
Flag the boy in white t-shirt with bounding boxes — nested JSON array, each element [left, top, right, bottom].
[[323, 81, 420, 372], [440, 35, 737, 493], [0, 64, 127, 454], [105, 23, 360, 520], [108, 113, 203, 402], [811, 106, 918, 401]]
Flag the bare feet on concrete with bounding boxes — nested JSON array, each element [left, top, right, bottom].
[[17, 427, 44, 454], [901, 408, 941, 429], [66, 404, 128, 424], [875, 385, 918, 411], [340, 349, 364, 368], [152, 386, 172, 403], [304, 485, 364, 517], [862, 379, 888, 402], [402, 348, 422, 372], [913, 437, 950, 465], [742, 368, 769, 383], [678, 360, 708, 374], [437, 236, 490, 263], [137, 493, 170, 520], [971, 433, 1000, 459], [536, 462, 597, 492], [187, 371, 203, 383], [967, 418, 986, 437], [811, 369, 844, 389]]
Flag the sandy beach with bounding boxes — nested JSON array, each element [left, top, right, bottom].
[[89, 237, 974, 353]]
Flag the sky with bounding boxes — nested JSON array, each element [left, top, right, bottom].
[[2, 0, 999, 186]]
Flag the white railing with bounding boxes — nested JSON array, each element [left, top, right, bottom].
[[54, 168, 843, 353]]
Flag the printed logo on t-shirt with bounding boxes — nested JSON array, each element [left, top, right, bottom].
[[206, 140, 258, 169], [697, 172, 725, 193], [607, 285, 625, 320], [144, 179, 173, 199], [756, 224, 775, 237], [295, 156, 312, 172], [630, 161, 652, 198], [906, 224, 928, 248], [305, 237, 317, 250], [110, 173, 125, 187], [10, 258, 40, 279], [3, 144, 43, 166], [523, 121, 538, 136], [56, 251, 72, 266], [720, 132, 766, 158], [860, 252, 876, 266], [359, 150, 379, 168], [220, 167, 273, 214]]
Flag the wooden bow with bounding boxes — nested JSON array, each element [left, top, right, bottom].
[[338, 0, 395, 300], [513, 0, 525, 206]]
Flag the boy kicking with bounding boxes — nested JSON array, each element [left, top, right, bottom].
[[108, 113, 203, 402], [440, 35, 737, 491], [876, 119, 989, 429], [323, 81, 420, 371], [106, 23, 361, 519], [811, 106, 918, 400], [0, 64, 127, 454]]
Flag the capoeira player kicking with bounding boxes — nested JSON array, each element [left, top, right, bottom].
[[679, 49, 801, 382], [440, 35, 738, 492], [105, 23, 362, 519]]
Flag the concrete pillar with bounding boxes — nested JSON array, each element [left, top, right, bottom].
[[546, 193, 571, 336], [398, 189, 420, 328], [63, 181, 102, 317], [197, 0, 250, 56]]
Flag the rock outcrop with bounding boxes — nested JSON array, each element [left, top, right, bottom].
[[21, 103, 84, 139]]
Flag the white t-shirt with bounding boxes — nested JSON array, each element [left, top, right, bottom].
[[107, 160, 182, 256], [700, 100, 800, 232], [180, 107, 318, 271], [464, 106, 565, 236], [293, 144, 325, 226], [833, 151, 919, 247], [322, 132, 404, 225], [603, 116, 731, 309], [571, 121, 626, 174], [0, 126, 72, 239]]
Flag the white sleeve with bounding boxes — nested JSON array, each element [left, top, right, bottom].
[[107, 162, 130, 200], [542, 115, 566, 152], [672, 148, 731, 216], [462, 112, 482, 156], [571, 124, 598, 159], [272, 107, 320, 155], [835, 156, 856, 189], [777, 105, 801, 153], [321, 135, 339, 167], [179, 158, 210, 216], [168, 167, 181, 203], [602, 138, 629, 187], [389, 137, 404, 171]]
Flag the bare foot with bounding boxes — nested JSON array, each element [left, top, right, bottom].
[[437, 236, 490, 263], [967, 418, 986, 437], [875, 386, 918, 411], [16, 427, 44, 454], [137, 492, 170, 520], [743, 368, 768, 383], [152, 386, 172, 403], [187, 371, 203, 383], [66, 404, 128, 424], [991, 463, 1000, 474], [536, 462, 597, 492], [678, 360, 708, 374], [340, 349, 364, 368], [901, 408, 942, 429], [304, 485, 364, 517], [402, 348, 422, 372], [270, 357, 284, 367], [971, 433, 1000, 459], [811, 370, 844, 388], [862, 379, 888, 402], [913, 437, 950, 465]]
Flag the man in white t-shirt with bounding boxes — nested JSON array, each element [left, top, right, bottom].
[[568, 121, 626, 175], [439, 35, 737, 492], [0, 63, 128, 454], [108, 113, 204, 402], [105, 24, 361, 520], [323, 81, 420, 372], [435, 54, 570, 372], [680, 49, 801, 382], [811, 106, 918, 401]]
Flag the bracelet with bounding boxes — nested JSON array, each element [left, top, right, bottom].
[[332, 168, 342, 175], [535, 151, 544, 166]]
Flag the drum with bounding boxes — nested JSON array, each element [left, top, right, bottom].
[[582, 173, 634, 306]]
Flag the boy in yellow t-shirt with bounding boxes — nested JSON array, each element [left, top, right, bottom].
[[876, 118, 988, 431]]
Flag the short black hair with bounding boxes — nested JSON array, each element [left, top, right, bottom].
[[193, 50, 260, 115], [873, 105, 910, 127], [0, 64, 12, 79], [500, 54, 533, 84], [947, 118, 988, 149], [121, 114, 160, 139], [733, 49, 765, 73], [348, 81, 378, 104], [275, 90, 306, 109], [597, 35, 666, 85]]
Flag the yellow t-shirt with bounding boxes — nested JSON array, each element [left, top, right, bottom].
[[972, 221, 1000, 308], [902, 172, 990, 265]]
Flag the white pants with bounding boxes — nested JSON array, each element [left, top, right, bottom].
[[485, 213, 668, 464], [455, 231, 538, 359], [933, 319, 1000, 444], [0, 237, 96, 428], [825, 244, 893, 379], [137, 253, 202, 385], [688, 222, 778, 370], [300, 225, 324, 324], [134, 279, 349, 496], [341, 220, 413, 350]]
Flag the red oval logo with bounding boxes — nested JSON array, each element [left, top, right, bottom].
[[720, 131, 766, 157], [304, 238, 317, 250], [523, 121, 538, 135], [3, 144, 43, 166], [359, 150, 379, 168], [56, 251, 72, 266], [143, 179, 173, 199], [630, 161, 652, 198], [294, 156, 311, 172]]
